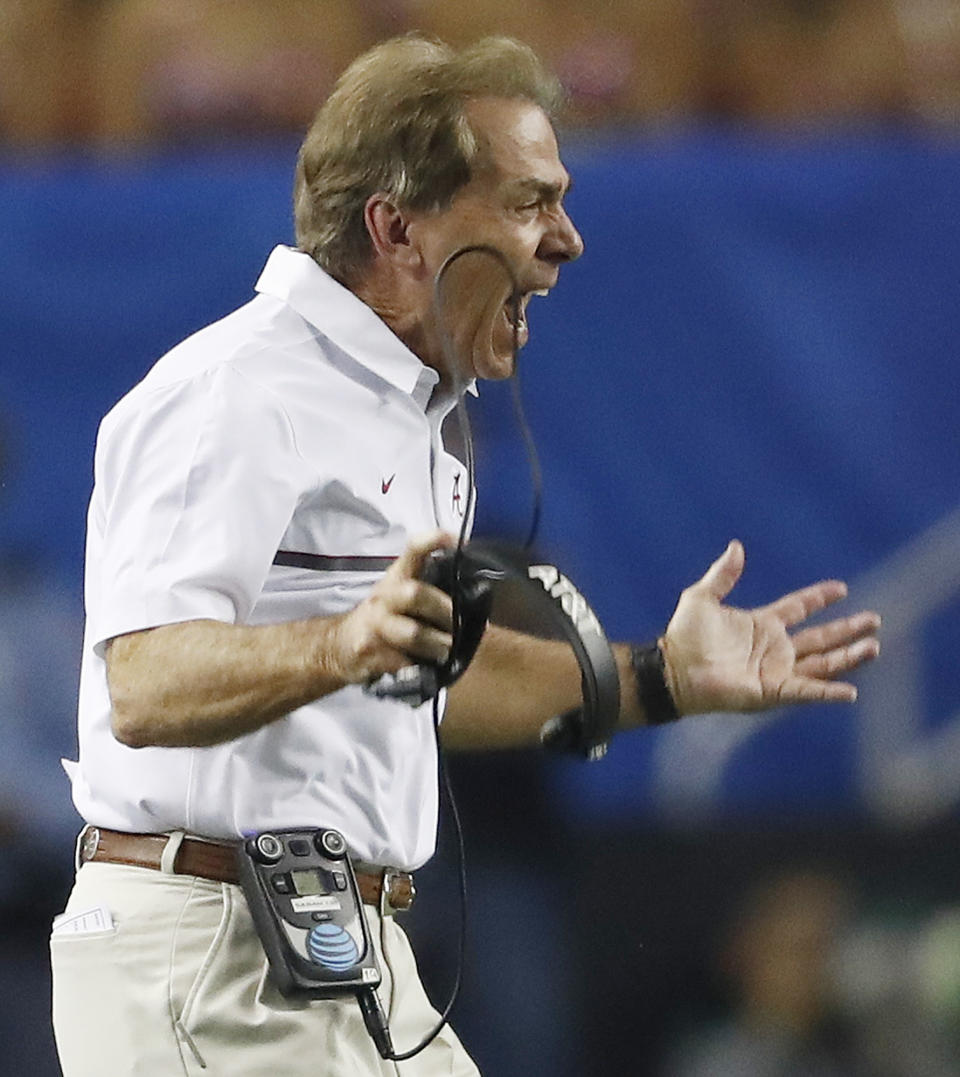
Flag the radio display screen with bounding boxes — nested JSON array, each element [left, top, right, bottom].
[[290, 869, 327, 897]]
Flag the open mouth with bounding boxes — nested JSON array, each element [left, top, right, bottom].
[[504, 289, 548, 341]]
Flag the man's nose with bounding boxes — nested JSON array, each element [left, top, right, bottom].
[[539, 208, 584, 265]]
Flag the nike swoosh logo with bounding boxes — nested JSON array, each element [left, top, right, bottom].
[[381, 474, 396, 494]]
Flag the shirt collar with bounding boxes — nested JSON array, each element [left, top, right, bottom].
[[255, 245, 440, 400]]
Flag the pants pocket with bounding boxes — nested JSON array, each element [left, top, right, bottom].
[[171, 881, 312, 1069], [172, 879, 233, 1032]]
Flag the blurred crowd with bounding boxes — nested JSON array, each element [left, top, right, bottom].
[[665, 866, 960, 1077], [2, 0, 960, 147]]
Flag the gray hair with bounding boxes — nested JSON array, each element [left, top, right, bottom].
[[293, 34, 563, 284]]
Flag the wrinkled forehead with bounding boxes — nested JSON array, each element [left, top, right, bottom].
[[464, 96, 571, 194]]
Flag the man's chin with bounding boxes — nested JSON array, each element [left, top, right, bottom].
[[474, 348, 517, 382], [474, 323, 526, 380]]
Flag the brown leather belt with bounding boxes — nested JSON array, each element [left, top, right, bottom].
[[77, 825, 415, 912]]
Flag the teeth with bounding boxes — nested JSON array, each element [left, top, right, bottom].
[[505, 290, 546, 331], [506, 304, 526, 330], [505, 297, 525, 330]]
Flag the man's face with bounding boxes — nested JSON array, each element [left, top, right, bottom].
[[408, 96, 583, 383]]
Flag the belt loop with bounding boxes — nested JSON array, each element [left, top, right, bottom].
[[75, 825, 99, 873], [379, 869, 393, 918], [160, 831, 185, 874]]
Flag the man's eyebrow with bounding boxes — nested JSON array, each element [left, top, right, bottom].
[[504, 176, 572, 200]]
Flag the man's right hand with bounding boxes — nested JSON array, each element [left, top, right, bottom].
[[329, 530, 455, 685], [106, 530, 458, 748]]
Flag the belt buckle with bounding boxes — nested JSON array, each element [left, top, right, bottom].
[[380, 867, 416, 915]]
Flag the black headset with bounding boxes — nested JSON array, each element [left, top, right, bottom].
[[366, 540, 621, 760]]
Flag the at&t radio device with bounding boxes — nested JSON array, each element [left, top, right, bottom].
[[237, 826, 382, 998]]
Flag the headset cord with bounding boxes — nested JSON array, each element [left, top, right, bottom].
[[376, 692, 469, 1062], [508, 348, 543, 554], [432, 244, 542, 555], [363, 246, 497, 1062]]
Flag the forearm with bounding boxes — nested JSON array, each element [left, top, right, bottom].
[[443, 541, 883, 749], [110, 616, 584, 753], [442, 626, 649, 750], [106, 531, 457, 750], [107, 616, 353, 748]]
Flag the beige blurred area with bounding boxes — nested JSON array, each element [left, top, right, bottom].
[[705, 0, 960, 128], [0, 0, 88, 141], [1, 0, 959, 144]]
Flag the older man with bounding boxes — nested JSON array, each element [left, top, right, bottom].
[[50, 34, 879, 1077]]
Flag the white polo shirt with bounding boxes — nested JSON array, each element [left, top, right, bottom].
[[69, 246, 472, 870]]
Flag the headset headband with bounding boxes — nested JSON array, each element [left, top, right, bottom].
[[453, 543, 620, 761]]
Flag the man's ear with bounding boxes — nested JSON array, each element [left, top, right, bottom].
[[364, 194, 423, 271]]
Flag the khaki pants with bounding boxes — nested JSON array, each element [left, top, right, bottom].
[[51, 861, 480, 1077]]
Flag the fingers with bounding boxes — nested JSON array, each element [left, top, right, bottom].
[[382, 573, 453, 636], [771, 615, 880, 706], [788, 609, 881, 697], [795, 636, 880, 681], [343, 597, 453, 678], [336, 532, 457, 682], [792, 611, 882, 659], [777, 676, 859, 705], [378, 532, 456, 651], [390, 529, 455, 584], [763, 579, 849, 628], [689, 540, 745, 602], [378, 608, 453, 667]]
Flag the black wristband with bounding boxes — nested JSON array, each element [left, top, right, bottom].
[[630, 643, 681, 726]]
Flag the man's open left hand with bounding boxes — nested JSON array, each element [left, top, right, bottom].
[[660, 540, 881, 716]]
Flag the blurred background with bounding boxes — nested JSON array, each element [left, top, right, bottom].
[[2, 0, 960, 1073]]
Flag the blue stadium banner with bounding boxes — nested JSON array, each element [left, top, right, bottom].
[[2, 131, 958, 824]]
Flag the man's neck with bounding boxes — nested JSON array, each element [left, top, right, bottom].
[[352, 271, 446, 382]]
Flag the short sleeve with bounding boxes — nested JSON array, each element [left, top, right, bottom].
[[87, 363, 309, 650]]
